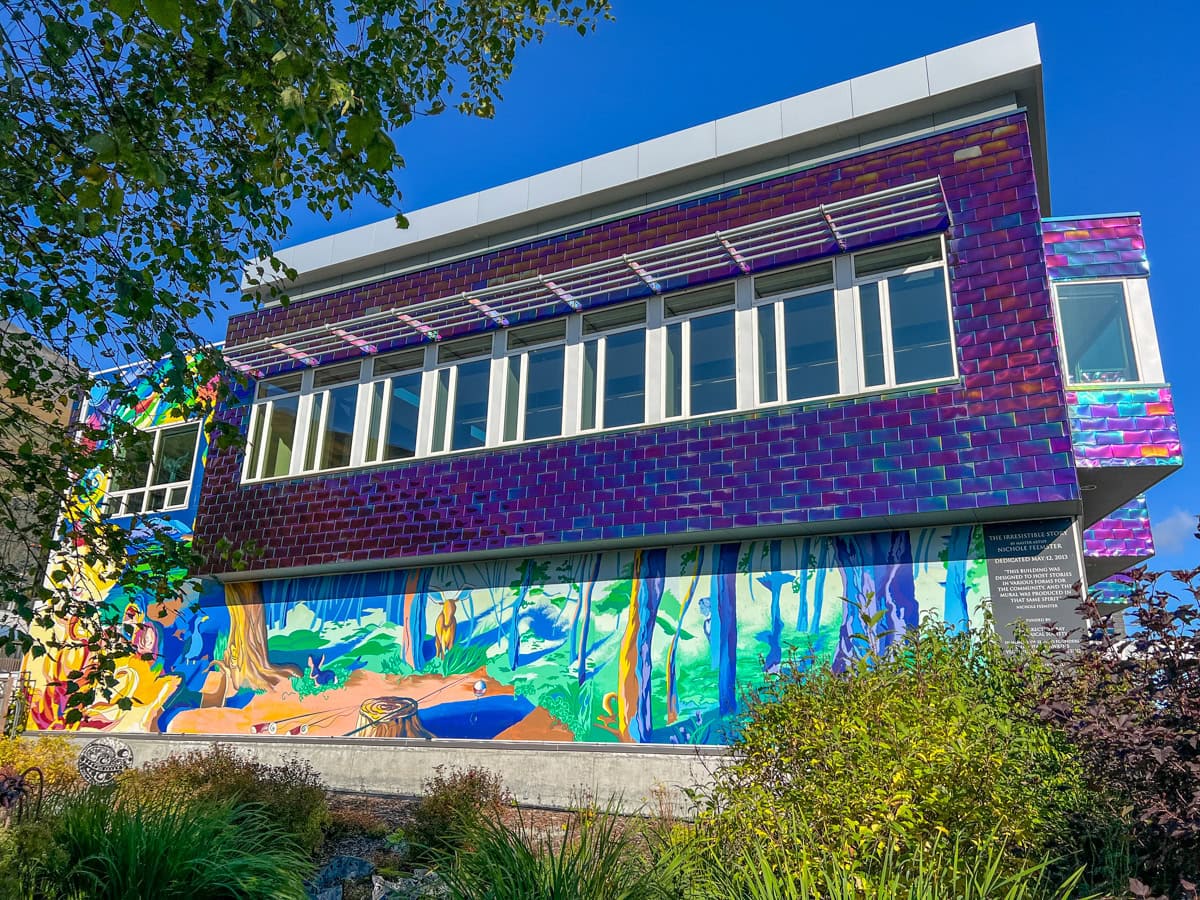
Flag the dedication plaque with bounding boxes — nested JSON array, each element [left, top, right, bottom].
[[983, 518, 1082, 646]]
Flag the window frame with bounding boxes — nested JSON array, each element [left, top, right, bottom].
[[752, 265, 840, 407], [428, 338, 494, 455], [243, 373, 305, 482], [501, 324, 569, 445], [107, 419, 202, 516], [578, 302, 649, 433], [1051, 277, 1145, 387], [361, 351, 426, 465], [662, 286, 739, 420], [851, 235, 957, 391]]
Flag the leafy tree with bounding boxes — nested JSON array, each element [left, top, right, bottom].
[[0, 0, 610, 719]]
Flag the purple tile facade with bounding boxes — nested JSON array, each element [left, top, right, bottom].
[[1083, 495, 1155, 560], [1065, 387, 1182, 468], [1042, 215, 1149, 281], [193, 112, 1080, 577]]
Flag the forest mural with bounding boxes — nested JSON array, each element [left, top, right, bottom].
[[27, 519, 993, 744]]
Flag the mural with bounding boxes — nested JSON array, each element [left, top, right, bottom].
[[21, 354, 217, 731], [27, 518, 993, 744]]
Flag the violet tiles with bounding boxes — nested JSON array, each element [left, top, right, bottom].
[[1083, 495, 1155, 560], [1066, 387, 1182, 467], [194, 112, 1079, 577], [1042, 215, 1148, 281]]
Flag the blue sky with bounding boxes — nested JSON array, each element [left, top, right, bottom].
[[227, 3, 1200, 574]]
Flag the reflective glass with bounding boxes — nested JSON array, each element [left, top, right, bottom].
[[580, 341, 598, 430], [1057, 282, 1139, 383], [451, 358, 491, 450], [689, 310, 736, 415], [262, 395, 299, 477], [319, 384, 358, 469], [757, 306, 778, 403], [665, 323, 683, 418], [859, 282, 886, 387], [888, 269, 954, 384], [604, 329, 645, 427], [783, 289, 839, 400], [383, 373, 421, 460], [524, 346, 565, 440]]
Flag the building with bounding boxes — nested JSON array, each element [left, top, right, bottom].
[[23, 26, 1181, 766]]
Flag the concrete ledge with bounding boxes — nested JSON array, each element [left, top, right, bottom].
[[28, 733, 726, 815]]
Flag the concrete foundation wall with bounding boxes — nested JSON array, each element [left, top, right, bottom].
[[30, 733, 723, 815]]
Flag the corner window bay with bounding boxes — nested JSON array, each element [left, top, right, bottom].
[[240, 236, 957, 482]]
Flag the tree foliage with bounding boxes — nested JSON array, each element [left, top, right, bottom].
[[0, 0, 610, 714]]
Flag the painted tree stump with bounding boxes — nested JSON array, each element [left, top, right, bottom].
[[354, 697, 433, 739]]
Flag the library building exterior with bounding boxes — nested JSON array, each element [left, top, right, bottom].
[[21, 25, 1183, 797]]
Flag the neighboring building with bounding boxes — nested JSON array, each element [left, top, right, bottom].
[[25, 25, 1182, 744]]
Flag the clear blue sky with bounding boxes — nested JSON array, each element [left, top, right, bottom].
[[229, 3, 1200, 575]]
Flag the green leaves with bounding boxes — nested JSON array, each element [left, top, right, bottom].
[[142, 0, 182, 32]]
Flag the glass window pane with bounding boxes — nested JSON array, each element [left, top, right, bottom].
[[664, 284, 735, 318], [507, 319, 566, 350], [754, 261, 834, 298], [373, 347, 424, 377], [110, 434, 154, 493], [319, 384, 358, 469], [665, 323, 683, 418], [889, 269, 954, 384], [503, 357, 520, 443], [245, 404, 265, 479], [303, 393, 324, 471], [256, 372, 302, 400], [451, 359, 491, 450], [365, 381, 384, 462], [859, 282, 886, 387], [604, 329, 645, 428], [757, 306, 778, 404], [384, 373, 421, 460], [147, 488, 166, 510], [783, 289, 839, 400], [581, 341, 598, 430], [122, 492, 143, 515], [167, 486, 187, 507], [152, 423, 199, 485], [689, 310, 736, 415], [312, 361, 362, 389], [524, 346, 565, 440], [431, 369, 450, 453], [854, 238, 943, 278], [583, 303, 645, 334], [438, 334, 492, 364], [262, 395, 299, 477], [1057, 282, 1139, 383]]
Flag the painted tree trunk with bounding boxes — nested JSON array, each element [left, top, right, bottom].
[[810, 539, 830, 633], [943, 526, 974, 632], [617, 548, 666, 742], [875, 530, 918, 653], [576, 554, 602, 684], [833, 534, 875, 671], [400, 568, 431, 671], [710, 543, 740, 717], [756, 541, 788, 671], [222, 581, 298, 693], [508, 561, 536, 671], [667, 546, 705, 724], [795, 537, 811, 631]]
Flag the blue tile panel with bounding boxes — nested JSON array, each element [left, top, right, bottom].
[[1042, 215, 1149, 281], [1083, 495, 1154, 561]]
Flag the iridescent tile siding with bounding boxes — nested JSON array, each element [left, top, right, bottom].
[[1042, 215, 1148, 281], [194, 112, 1079, 577], [1083, 495, 1154, 560], [1066, 386, 1182, 467]]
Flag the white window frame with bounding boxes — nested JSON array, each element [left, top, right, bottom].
[[578, 303, 649, 433], [751, 268, 840, 407], [501, 328, 569, 444], [851, 235, 956, 391], [662, 289, 739, 420], [1051, 277, 1161, 387], [107, 420, 202, 516], [238, 233, 963, 485]]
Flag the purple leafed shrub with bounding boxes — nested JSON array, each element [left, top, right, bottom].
[[1037, 558, 1200, 895]]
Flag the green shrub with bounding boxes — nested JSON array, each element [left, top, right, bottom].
[[0, 819, 69, 899], [0, 736, 82, 789], [403, 765, 509, 861], [18, 788, 313, 899], [440, 805, 667, 900], [695, 618, 1090, 876], [117, 744, 330, 854]]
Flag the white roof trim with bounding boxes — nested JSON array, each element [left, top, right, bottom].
[[254, 24, 1042, 295]]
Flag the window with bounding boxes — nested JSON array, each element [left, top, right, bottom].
[[664, 285, 737, 418], [302, 361, 361, 472], [1055, 281, 1139, 383], [364, 348, 424, 463], [431, 335, 493, 452], [238, 234, 959, 482], [503, 320, 567, 442], [580, 303, 646, 430], [107, 421, 201, 515], [245, 372, 302, 480], [754, 261, 838, 403], [853, 238, 954, 388]]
